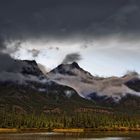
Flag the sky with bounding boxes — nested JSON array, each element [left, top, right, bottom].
[[0, 0, 140, 77]]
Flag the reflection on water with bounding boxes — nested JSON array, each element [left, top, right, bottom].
[[0, 132, 140, 140]]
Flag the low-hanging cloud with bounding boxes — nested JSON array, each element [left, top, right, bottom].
[[28, 49, 40, 58], [62, 53, 82, 64]]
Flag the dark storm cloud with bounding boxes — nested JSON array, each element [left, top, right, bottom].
[[0, 40, 4, 51], [0, 35, 7, 51], [0, 53, 20, 72], [0, 0, 140, 42], [62, 53, 82, 64]]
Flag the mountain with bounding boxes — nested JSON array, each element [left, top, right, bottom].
[[0, 60, 140, 115], [0, 60, 45, 84], [0, 60, 97, 114], [47, 62, 140, 102]]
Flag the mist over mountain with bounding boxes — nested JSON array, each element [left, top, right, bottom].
[[0, 60, 140, 110], [47, 62, 140, 101]]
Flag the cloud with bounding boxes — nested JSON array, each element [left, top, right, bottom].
[[0, 36, 6, 51], [0, 0, 140, 77], [62, 53, 82, 64], [28, 49, 40, 58], [0, 0, 140, 59], [4, 40, 21, 55], [0, 0, 140, 43], [0, 52, 20, 72], [0, 36, 21, 73]]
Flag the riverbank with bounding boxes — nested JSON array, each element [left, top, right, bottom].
[[0, 128, 50, 133], [53, 128, 140, 133], [0, 127, 140, 133], [0, 128, 18, 133], [53, 128, 84, 133]]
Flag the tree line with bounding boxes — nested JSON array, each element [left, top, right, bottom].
[[0, 110, 139, 129]]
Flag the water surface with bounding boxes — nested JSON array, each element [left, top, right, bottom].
[[0, 132, 140, 140]]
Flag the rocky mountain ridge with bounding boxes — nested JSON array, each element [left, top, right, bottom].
[[0, 60, 140, 114]]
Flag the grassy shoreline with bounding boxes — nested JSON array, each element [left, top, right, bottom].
[[53, 128, 140, 132], [0, 128, 140, 133], [0, 128, 19, 133]]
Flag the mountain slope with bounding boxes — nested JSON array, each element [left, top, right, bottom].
[[0, 60, 97, 114], [0, 60, 46, 84], [0, 60, 140, 115], [0, 81, 96, 114], [47, 62, 140, 101]]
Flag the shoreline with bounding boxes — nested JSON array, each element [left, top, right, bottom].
[[0, 128, 140, 133], [53, 128, 140, 132]]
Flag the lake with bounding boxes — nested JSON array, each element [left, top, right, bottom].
[[0, 132, 140, 140]]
